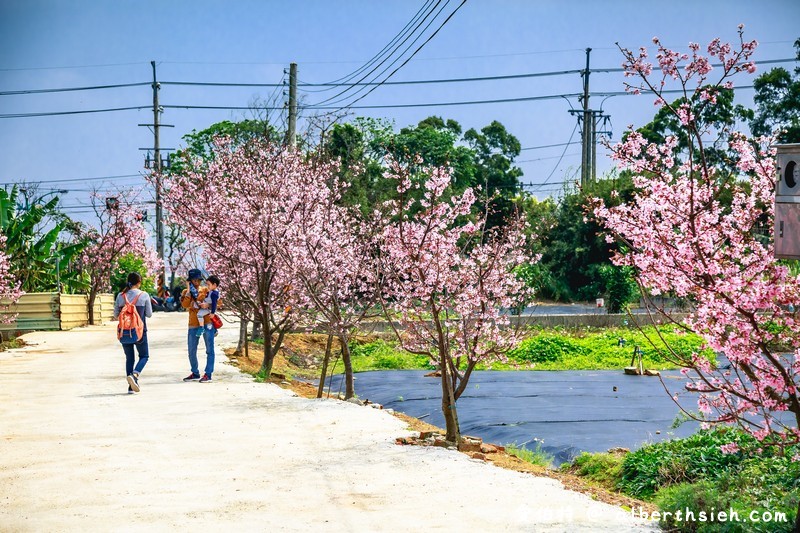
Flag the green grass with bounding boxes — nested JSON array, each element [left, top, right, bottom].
[[563, 451, 625, 490], [348, 339, 432, 372], [343, 326, 712, 372], [502, 325, 713, 371], [506, 442, 554, 468]]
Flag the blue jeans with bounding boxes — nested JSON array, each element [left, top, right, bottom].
[[203, 324, 216, 376], [123, 331, 149, 376], [188, 325, 216, 376]]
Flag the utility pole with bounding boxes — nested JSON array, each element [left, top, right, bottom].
[[152, 61, 165, 280], [592, 111, 612, 181], [287, 62, 298, 148], [581, 48, 592, 187], [139, 61, 173, 283], [592, 111, 597, 182]]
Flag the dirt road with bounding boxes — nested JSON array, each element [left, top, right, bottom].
[[0, 313, 655, 531]]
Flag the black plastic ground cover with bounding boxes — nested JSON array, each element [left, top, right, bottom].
[[325, 370, 699, 465]]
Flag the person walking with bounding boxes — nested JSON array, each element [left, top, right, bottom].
[[196, 274, 221, 383], [113, 272, 153, 394], [181, 268, 208, 382]]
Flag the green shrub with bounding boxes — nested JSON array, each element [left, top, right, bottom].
[[508, 334, 588, 363], [619, 428, 758, 499], [655, 479, 796, 533], [502, 326, 712, 370]]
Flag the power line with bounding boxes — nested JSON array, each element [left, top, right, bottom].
[[0, 106, 149, 119], [329, 0, 468, 113], [313, 0, 454, 107], [0, 61, 148, 72], [0, 173, 144, 185], [516, 152, 582, 164], [0, 81, 762, 120], [588, 57, 796, 74], [165, 92, 583, 112], [534, 121, 581, 190], [165, 68, 583, 89], [320, 0, 439, 88], [0, 82, 151, 96], [1, 58, 792, 102], [520, 141, 581, 151]]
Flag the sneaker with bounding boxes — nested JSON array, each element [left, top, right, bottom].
[[126, 374, 140, 393], [183, 373, 201, 382], [127, 386, 134, 395], [199, 374, 212, 383]]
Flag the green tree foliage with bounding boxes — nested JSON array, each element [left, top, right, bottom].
[[171, 119, 280, 174], [324, 116, 522, 227], [535, 174, 636, 302], [751, 38, 800, 143], [110, 253, 156, 296], [0, 185, 87, 293], [463, 120, 523, 228], [323, 118, 396, 210]]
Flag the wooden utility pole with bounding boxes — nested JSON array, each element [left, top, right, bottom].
[[287, 62, 298, 148]]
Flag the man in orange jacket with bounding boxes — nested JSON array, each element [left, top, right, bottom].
[[181, 268, 209, 382]]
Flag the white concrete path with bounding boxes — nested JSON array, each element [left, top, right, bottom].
[[0, 313, 655, 532]]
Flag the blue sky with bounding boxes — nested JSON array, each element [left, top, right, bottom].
[[1, 0, 798, 221]]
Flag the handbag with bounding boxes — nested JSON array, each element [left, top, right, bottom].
[[210, 314, 223, 329]]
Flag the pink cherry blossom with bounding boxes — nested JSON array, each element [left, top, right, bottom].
[[0, 233, 24, 324], [378, 157, 535, 442], [597, 29, 799, 456]]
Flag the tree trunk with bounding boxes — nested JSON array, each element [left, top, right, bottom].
[[340, 333, 354, 399], [261, 343, 274, 378], [235, 316, 249, 356], [440, 358, 461, 443], [316, 332, 334, 398], [87, 289, 98, 325], [259, 317, 274, 377], [252, 319, 263, 341]]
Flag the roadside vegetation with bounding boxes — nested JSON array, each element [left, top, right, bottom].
[[342, 325, 712, 373], [564, 427, 799, 532]]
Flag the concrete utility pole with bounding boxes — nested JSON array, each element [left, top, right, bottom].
[[581, 48, 592, 187], [139, 62, 173, 283], [152, 61, 165, 279], [287, 62, 298, 148]]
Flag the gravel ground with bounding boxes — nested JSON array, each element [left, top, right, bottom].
[[0, 312, 656, 532]]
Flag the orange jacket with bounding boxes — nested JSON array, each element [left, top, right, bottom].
[[181, 286, 210, 328]]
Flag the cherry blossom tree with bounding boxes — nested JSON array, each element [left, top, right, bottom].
[[594, 27, 800, 468], [0, 233, 24, 325], [378, 158, 533, 442], [281, 166, 381, 399], [79, 192, 160, 324], [162, 139, 336, 378]]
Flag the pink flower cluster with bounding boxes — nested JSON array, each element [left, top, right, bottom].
[[0, 233, 24, 324], [596, 29, 799, 453]]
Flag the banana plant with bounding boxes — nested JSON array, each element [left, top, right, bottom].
[[0, 185, 88, 293]]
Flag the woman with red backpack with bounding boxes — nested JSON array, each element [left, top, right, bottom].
[[114, 272, 153, 394]]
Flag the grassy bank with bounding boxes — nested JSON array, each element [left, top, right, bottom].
[[345, 325, 712, 372], [564, 427, 799, 532]]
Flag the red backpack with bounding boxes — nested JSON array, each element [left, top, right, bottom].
[[117, 292, 144, 344]]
